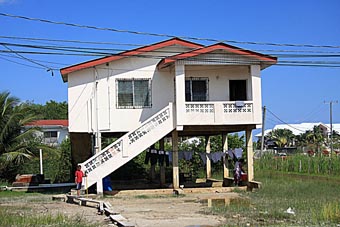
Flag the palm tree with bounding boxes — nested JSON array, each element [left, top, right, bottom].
[[0, 91, 38, 170], [268, 129, 295, 148], [296, 126, 325, 154], [305, 126, 325, 154]]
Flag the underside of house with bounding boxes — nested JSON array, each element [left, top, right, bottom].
[[60, 38, 277, 193]]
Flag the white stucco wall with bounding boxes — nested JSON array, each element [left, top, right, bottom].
[[67, 46, 185, 133], [32, 127, 68, 146], [67, 47, 263, 133], [185, 65, 252, 101]]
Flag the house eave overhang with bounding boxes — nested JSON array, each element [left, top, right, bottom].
[[60, 38, 203, 82], [157, 42, 277, 70]]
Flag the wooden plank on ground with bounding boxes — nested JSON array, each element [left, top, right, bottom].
[[104, 207, 118, 215], [110, 214, 134, 227], [103, 201, 112, 209]]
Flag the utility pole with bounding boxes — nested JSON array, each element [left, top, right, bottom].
[[325, 100, 338, 156], [260, 106, 266, 155]]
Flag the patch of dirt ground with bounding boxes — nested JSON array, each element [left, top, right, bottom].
[[1, 189, 242, 227]]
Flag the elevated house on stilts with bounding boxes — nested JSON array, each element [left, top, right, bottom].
[[60, 38, 277, 194]]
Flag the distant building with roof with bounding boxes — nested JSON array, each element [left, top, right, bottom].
[[25, 120, 69, 146], [255, 122, 340, 140]]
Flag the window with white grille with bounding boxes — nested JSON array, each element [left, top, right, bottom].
[[185, 77, 209, 101], [116, 78, 151, 108]]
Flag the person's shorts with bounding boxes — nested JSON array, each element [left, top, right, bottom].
[[76, 182, 82, 190]]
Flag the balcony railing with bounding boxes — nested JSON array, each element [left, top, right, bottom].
[[184, 101, 258, 125]]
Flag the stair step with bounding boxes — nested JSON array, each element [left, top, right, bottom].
[[70, 189, 86, 195]]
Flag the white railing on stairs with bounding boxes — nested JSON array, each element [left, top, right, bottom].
[[81, 103, 175, 189]]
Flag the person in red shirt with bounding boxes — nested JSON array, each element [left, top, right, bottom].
[[75, 165, 84, 197]]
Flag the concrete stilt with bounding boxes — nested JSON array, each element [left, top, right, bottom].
[[96, 179, 103, 195], [246, 129, 254, 181], [159, 138, 166, 187], [222, 133, 229, 178], [205, 136, 211, 179], [172, 130, 179, 189]]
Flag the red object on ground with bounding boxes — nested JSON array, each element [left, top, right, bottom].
[[241, 173, 248, 181]]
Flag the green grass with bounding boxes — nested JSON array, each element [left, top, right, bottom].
[[0, 191, 98, 227], [0, 209, 97, 227], [208, 171, 340, 227]]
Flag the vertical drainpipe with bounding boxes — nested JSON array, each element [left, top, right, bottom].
[[94, 67, 103, 194], [94, 67, 101, 153]]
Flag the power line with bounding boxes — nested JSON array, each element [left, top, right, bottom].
[[0, 53, 68, 66], [1, 43, 56, 72], [1, 50, 340, 68], [0, 35, 143, 47], [1, 41, 340, 65], [266, 108, 306, 133], [2, 40, 340, 59], [3, 35, 340, 56], [1, 12, 340, 49], [0, 56, 46, 69], [1, 38, 340, 69]]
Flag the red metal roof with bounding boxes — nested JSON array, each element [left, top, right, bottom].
[[60, 38, 203, 82], [157, 42, 277, 69], [26, 120, 69, 127]]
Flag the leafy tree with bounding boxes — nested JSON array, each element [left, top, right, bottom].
[[268, 129, 295, 148], [303, 126, 325, 153], [27, 100, 68, 120], [54, 138, 72, 183], [44, 100, 68, 119]]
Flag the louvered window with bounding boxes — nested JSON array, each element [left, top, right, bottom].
[[117, 78, 151, 108]]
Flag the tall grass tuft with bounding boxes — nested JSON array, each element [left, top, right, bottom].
[[209, 170, 340, 226], [317, 202, 340, 223]]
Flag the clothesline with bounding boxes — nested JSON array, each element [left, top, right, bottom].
[[145, 148, 244, 166]]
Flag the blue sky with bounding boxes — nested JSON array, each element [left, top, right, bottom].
[[1, 0, 340, 131]]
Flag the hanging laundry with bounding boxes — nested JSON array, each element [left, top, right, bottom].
[[150, 148, 158, 165], [183, 151, 193, 161], [199, 153, 207, 165], [168, 151, 173, 164], [165, 151, 170, 166], [228, 150, 234, 160], [178, 151, 185, 160], [158, 150, 165, 166], [211, 152, 224, 163]]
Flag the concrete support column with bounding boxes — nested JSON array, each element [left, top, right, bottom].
[[172, 130, 179, 189], [96, 179, 103, 195], [205, 136, 211, 179], [246, 129, 254, 181], [175, 63, 185, 130], [222, 134, 229, 178], [160, 138, 166, 187]]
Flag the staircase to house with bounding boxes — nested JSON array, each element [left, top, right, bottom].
[[80, 103, 175, 190]]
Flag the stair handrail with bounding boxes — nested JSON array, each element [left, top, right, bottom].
[[81, 103, 173, 176]]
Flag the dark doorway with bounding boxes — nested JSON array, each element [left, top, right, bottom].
[[229, 80, 247, 101]]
